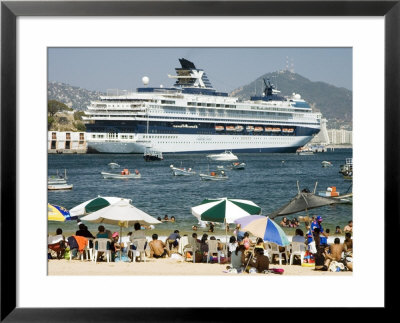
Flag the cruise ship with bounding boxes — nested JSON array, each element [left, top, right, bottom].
[[83, 58, 321, 153]]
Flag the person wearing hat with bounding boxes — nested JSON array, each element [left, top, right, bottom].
[[307, 216, 327, 245]]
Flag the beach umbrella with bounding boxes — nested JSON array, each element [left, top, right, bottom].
[[191, 198, 261, 224], [267, 191, 339, 219], [48, 203, 78, 222], [69, 196, 132, 217], [191, 197, 261, 249], [234, 215, 290, 246], [81, 199, 161, 259]]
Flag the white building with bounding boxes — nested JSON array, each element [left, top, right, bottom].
[[327, 129, 352, 145], [48, 131, 87, 153]]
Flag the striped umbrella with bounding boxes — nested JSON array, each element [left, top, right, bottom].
[[234, 215, 290, 246], [69, 196, 132, 217], [48, 203, 77, 222], [191, 197, 261, 224]]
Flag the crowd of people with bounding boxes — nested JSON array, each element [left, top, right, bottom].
[[48, 215, 353, 273]]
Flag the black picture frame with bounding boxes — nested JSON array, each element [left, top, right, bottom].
[[1, 0, 397, 321]]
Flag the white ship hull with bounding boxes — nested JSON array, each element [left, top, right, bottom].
[[87, 133, 313, 154]]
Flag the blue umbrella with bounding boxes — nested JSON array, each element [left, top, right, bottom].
[[234, 215, 290, 246]]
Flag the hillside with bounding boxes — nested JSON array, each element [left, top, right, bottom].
[[48, 71, 352, 129], [48, 82, 104, 111], [230, 70, 352, 129]]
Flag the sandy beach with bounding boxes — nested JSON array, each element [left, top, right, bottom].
[[48, 257, 352, 276]]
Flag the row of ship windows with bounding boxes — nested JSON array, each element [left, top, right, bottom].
[[151, 140, 290, 144]]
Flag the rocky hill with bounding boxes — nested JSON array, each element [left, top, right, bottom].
[[231, 70, 352, 129], [48, 82, 104, 111]]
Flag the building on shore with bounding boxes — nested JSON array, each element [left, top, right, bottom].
[[327, 128, 352, 145], [48, 131, 87, 154]]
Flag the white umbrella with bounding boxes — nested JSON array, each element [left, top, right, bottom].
[[80, 199, 161, 227], [81, 199, 161, 260], [69, 196, 132, 217]]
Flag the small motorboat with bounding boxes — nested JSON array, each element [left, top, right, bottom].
[[230, 162, 246, 170], [170, 164, 196, 176], [321, 161, 332, 167], [108, 162, 120, 169], [199, 169, 229, 181], [48, 183, 73, 191], [296, 147, 314, 155], [48, 169, 72, 189], [144, 148, 163, 161], [318, 186, 340, 197], [206, 150, 238, 161], [101, 169, 141, 179]]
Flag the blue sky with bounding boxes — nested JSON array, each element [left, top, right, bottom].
[[48, 47, 352, 93]]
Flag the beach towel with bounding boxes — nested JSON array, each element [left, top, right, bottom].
[[73, 235, 88, 253], [67, 236, 78, 250]]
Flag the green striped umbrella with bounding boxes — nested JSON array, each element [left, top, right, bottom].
[[191, 198, 261, 248], [69, 196, 132, 216]]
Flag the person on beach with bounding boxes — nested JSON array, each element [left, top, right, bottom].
[[343, 232, 353, 252], [129, 222, 147, 259], [157, 217, 162, 221], [192, 225, 198, 231], [234, 224, 245, 243], [110, 232, 122, 262], [228, 236, 238, 258], [149, 233, 169, 258], [314, 245, 332, 271], [96, 225, 109, 239], [329, 237, 345, 261], [228, 244, 246, 272], [335, 226, 342, 234], [200, 233, 209, 262], [76, 224, 95, 248], [307, 216, 326, 244], [242, 232, 253, 250], [280, 217, 288, 227], [254, 237, 265, 252], [320, 228, 330, 246], [162, 214, 170, 222], [48, 228, 67, 259], [249, 248, 270, 273], [292, 229, 305, 243], [167, 230, 181, 249], [170, 216, 176, 223], [344, 220, 353, 233], [206, 222, 215, 233]]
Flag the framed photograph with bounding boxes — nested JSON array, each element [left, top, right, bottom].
[[1, 0, 397, 320]]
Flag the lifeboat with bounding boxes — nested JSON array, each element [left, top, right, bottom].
[[225, 126, 235, 131], [272, 128, 281, 132], [265, 127, 273, 132], [246, 126, 254, 132], [215, 125, 224, 131], [235, 125, 244, 132], [254, 126, 264, 132]]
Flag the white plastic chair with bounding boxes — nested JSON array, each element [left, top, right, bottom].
[[289, 242, 307, 265], [184, 236, 200, 263], [207, 240, 221, 263], [178, 236, 189, 255], [268, 242, 290, 265], [131, 238, 147, 263], [93, 238, 111, 263]]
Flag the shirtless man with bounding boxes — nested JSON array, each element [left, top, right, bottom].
[[329, 237, 345, 261], [149, 233, 169, 258], [344, 220, 353, 233], [343, 232, 353, 252]]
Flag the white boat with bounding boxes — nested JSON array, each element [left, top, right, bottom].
[[230, 162, 246, 170], [235, 125, 244, 132], [48, 183, 73, 190], [170, 164, 196, 176], [296, 147, 314, 155], [254, 126, 264, 132], [101, 169, 141, 179], [321, 161, 332, 167], [84, 58, 321, 154], [108, 162, 120, 168], [199, 170, 229, 181], [48, 169, 68, 184], [206, 150, 238, 161]]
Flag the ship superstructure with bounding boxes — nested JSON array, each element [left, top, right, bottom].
[[83, 58, 321, 153]]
